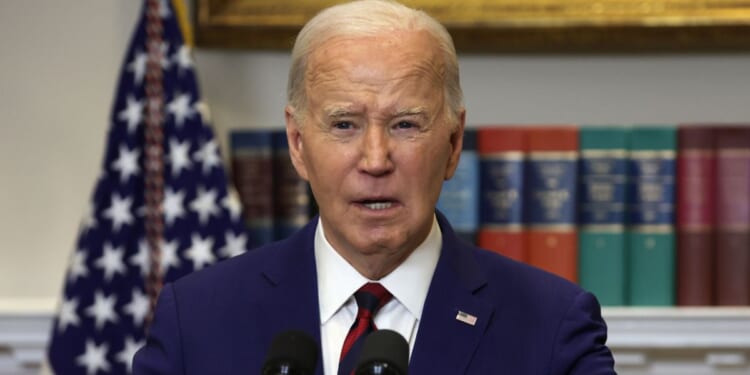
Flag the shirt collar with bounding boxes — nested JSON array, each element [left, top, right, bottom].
[[315, 216, 442, 324]]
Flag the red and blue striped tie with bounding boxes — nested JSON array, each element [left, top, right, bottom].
[[338, 282, 393, 375]]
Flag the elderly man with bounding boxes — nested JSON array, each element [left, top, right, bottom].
[[134, 1, 616, 374]]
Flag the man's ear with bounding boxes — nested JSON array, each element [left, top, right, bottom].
[[444, 109, 466, 180], [285, 106, 309, 181]]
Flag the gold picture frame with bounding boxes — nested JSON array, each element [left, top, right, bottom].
[[196, 0, 750, 52]]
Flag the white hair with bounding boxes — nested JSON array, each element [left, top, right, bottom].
[[287, 0, 463, 127]]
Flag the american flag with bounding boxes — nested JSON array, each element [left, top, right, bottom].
[[47, 1, 249, 374]]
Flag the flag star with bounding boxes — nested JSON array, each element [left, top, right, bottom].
[[135, 204, 147, 218], [130, 239, 150, 277], [67, 248, 89, 283], [168, 138, 192, 176], [111, 144, 140, 182], [195, 101, 212, 123], [117, 95, 144, 134], [123, 288, 150, 327], [102, 193, 134, 232], [193, 140, 221, 175], [116, 337, 145, 373], [94, 243, 127, 281], [127, 50, 148, 86], [145, 40, 171, 70], [173, 44, 193, 72], [158, 0, 172, 18], [76, 340, 111, 375], [128, 237, 178, 278], [220, 231, 248, 258], [167, 92, 195, 127], [190, 187, 220, 224], [161, 239, 181, 273], [57, 297, 80, 332], [85, 291, 118, 331], [81, 203, 97, 232], [222, 190, 243, 220], [164, 188, 187, 225], [185, 234, 216, 270]]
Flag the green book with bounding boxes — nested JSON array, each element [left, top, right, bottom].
[[627, 126, 677, 306], [578, 126, 629, 306]]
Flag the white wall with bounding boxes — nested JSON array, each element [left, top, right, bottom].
[[1, 1, 749, 310]]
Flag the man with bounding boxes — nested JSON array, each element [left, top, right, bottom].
[[134, 0, 616, 374]]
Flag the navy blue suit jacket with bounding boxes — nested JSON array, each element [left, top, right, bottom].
[[134, 212, 615, 374]]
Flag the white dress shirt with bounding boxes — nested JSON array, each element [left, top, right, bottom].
[[315, 216, 442, 375]]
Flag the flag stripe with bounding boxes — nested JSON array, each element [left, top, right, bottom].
[[144, 0, 165, 329]]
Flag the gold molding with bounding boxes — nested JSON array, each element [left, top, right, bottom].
[[196, 0, 750, 52]]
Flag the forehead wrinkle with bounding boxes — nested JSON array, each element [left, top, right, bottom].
[[303, 32, 448, 123], [308, 33, 445, 89]]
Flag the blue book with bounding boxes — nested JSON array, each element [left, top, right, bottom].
[[437, 129, 479, 243]]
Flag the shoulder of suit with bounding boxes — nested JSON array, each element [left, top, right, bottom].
[[471, 246, 583, 296]]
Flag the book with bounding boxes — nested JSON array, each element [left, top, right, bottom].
[[437, 128, 480, 244], [715, 126, 750, 306], [525, 126, 579, 282], [272, 130, 313, 241], [229, 129, 275, 249], [477, 126, 526, 262], [627, 126, 677, 306], [578, 126, 629, 306], [676, 125, 716, 306]]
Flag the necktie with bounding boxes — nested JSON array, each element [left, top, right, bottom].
[[338, 282, 393, 375]]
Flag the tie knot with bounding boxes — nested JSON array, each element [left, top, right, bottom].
[[354, 282, 392, 316]]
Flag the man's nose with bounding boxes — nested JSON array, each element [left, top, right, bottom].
[[358, 126, 394, 176]]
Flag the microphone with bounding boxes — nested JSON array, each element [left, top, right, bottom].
[[262, 330, 318, 375], [354, 329, 409, 375]]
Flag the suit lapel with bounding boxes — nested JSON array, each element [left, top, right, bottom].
[[255, 219, 325, 375], [409, 213, 494, 374]]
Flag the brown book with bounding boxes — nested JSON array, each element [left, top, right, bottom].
[[230, 130, 275, 249], [715, 126, 750, 306], [525, 126, 579, 282], [272, 130, 313, 240], [477, 126, 527, 262], [676, 126, 716, 306]]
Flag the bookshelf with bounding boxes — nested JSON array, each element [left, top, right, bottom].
[[2, 303, 750, 374]]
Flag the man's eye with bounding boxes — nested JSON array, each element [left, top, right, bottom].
[[395, 121, 416, 129], [333, 121, 353, 130]]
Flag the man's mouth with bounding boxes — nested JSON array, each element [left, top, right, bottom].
[[360, 200, 394, 210]]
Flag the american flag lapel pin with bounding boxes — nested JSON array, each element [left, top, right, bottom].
[[455, 310, 477, 326]]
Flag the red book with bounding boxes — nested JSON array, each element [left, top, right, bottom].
[[715, 126, 750, 305], [525, 126, 578, 282], [477, 126, 526, 262], [676, 126, 716, 306]]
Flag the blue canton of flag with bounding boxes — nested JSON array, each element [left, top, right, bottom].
[[47, 1, 250, 374]]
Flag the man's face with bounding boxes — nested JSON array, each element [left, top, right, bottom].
[[286, 30, 464, 268]]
